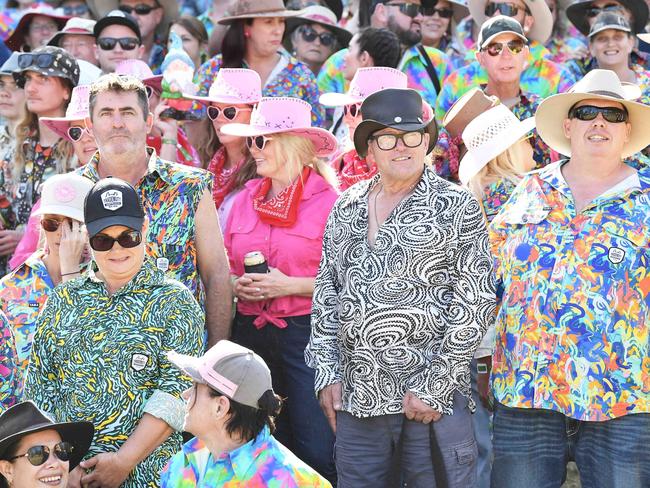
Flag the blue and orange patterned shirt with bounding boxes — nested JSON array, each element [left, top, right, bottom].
[[482, 178, 517, 223], [196, 51, 324, 127], [78, 150, 212, 305], [0, 310, 17, 413], [489, 160, 650, 421], [160, 427, 332, 487]]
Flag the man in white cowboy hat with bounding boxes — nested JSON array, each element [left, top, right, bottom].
[[47, 17, 98, 66], [489, 69, 650, 487], [307, 88, 495, 487]]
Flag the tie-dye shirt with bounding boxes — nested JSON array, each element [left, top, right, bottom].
[[78, 150, 212, 305], [0, 311, 17, 413], [565, 51, 650, 80], [196, 51, 324, 127], [160, 427, 332, 487], [489, 160, 650, 421], [24, 261, 205, 487]]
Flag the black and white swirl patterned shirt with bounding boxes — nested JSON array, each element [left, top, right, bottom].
[[306, 166, 496, 417]]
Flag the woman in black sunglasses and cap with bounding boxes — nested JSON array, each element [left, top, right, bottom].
[[0, 401, 93, 488]]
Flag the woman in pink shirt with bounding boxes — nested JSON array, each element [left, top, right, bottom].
[[221, 97, 338, 484]]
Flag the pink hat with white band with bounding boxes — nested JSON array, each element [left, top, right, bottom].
[[115, 59, 163, 93], [168, 340, 273, 410], [185, 68, 262, 105], [40, 84, 92, 141], [221, 97, 338, 157], [319, 67, 407, 107]]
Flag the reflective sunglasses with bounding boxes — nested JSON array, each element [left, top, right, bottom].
[[89, 230, 142, 251], [118, 3, 160, 15], [246, 135, 273, 151], [41, 217, 71, 232], [343, 103, 361, 117], [484, 2, 531, 17], [387, 2, 421, 18], [585, 3, 624, 17], [420, 6, 454, 18], [67, 126, 89, 142], [568, 104, 628, 123], [17, 53, 56, 70], [62, 4, 89, 15], [207, 105, 252, 121], [97, 37, 140, 51], [9, 442, 74, 466], [369, 130, 424, 150], [298, 25, 336, 46], [483, 39, 526, 56]]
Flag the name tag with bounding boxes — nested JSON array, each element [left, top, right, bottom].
[[156, 257, 169, 272]]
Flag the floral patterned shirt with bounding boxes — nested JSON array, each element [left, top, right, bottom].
[[0, 310, 17, 413], [489, 160, 650, 421]]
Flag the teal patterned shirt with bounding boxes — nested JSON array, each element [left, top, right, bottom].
[[24, 261, 205, 487]]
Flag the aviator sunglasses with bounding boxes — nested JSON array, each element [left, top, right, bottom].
[[483, 39, 526, 56], [207, 105, 252, 121], [89, 230, 142, 252], [9, 442, 74, 466], [568, 104, 629, 123], [484, 2, 531, 17]]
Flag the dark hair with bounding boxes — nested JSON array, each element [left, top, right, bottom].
[[221, 19, 254, 68], [88, 73, 149, 121], [172, 16, 209, 45], [357, 27, 401, 68], [209, 388, 283, 442]]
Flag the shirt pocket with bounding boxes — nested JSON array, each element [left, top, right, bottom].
[[276, 222, 325, 274]]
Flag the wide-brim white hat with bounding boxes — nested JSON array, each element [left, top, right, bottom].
[[468, 0, 553, 44], [535, 69, 648, 158], [459, 104, 535, 184]]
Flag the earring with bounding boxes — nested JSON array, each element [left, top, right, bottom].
[[244, 31, 250, 38]]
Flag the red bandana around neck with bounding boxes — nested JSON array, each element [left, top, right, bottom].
[[253, 166, 311, 227], [339, 149, 377, 190], [208, 146, 245, 208]]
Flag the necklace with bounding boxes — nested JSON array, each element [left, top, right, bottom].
[[372, 180, 418, 234]]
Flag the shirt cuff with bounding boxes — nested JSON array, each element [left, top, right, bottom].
[[143, 390, 185, 432]]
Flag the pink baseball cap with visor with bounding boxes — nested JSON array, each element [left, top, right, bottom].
[[168, 340, 273, 410]]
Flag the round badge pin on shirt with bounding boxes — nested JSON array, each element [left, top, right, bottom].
[[156, 257, 169, 271], [608, 247, 625, 264]]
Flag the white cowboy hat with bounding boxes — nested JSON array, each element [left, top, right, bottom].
[[467, 0, 553, 44], [535, 69, 647, 158], [459, 104, 535, 184]]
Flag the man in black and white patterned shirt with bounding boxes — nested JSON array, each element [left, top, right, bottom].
[[306, 88, 496, 488]]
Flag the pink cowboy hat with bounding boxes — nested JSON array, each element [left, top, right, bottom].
[[221, 97, 338, 157], [40, 84, 91, 141], [185, 68, 262, 105], [114, 59, 163, 93], [319, 67, 407, 107]]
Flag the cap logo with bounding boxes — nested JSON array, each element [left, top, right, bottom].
[[101, 190, 123, 211], [54, 183, 76, 203]]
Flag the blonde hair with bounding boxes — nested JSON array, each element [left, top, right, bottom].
[[271, 133, 339, 190], [467, 140, 529, 200]]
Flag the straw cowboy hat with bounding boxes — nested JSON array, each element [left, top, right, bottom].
[[567, 0, 648, 35], [458, 104, 535, 184], [468, 0, 553, 43], [220, 97, 338, 157], [535, 69, 648, 158], [320, 67, 407, 107], [285, 6, 352, 46], [87, 0, 178, 38], [185, 68, 262, 105], [218, 0, 299, 25]]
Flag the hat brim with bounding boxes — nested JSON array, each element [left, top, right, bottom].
[[353, 119, 438, 158], [86, 215, 144, 238], [535, 92, 650, 157], [319, 92, 362, 107], [33, 204, 85, 222], [468, 0, 553, 43], [458, 117, 535, 184], [93, 16, 140, 41], [220, 123, 338, 157], [13, 66, 74, 86], [40, 116, 84, 141], [167, 351, 207, 385], [47, 31, 94, 47], [568, 0, 649, 35], [143, 76, 163, 93], [183, 93, 259, 105], [285, 17, 353, 46], [218, 10, 301, 25], [480, 30, 527, 48], [6, 13, 69, 51], [589, 24, 631, 39]]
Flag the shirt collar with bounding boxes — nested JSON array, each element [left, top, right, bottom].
[[77, 260, 164, 295], [225, 426, 272, 480], [82, 148, 173, 185]]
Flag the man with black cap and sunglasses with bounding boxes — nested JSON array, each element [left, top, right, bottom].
[[489, 69, 650, 487], [24, 177, 204, 488], [307, 88, 495, 487], [93, 10, 144, 75]]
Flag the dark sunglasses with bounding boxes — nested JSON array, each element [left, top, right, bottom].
[[17, 53, 56, 70], [484, 2, 531, 17], [246, 135, 273, 151], [41, 217, 71, 232], [97, 37, 140, 51], [585, 3, 624, 17], [89, 230, 142, 252], [62, 4, 89, 15], [568, 104, 629, 123], [369, 130, 424, 150], [343, 103, 361, 117], [387, 2, 421, 18], [9, 442, 74, 466], [483, 39, 526, 56], [298, 25, 336, 46], [67, 126, 88, 142], [420, 6, 454, 18], [118, 3, 160, 15], [207, 105, 252, 121]]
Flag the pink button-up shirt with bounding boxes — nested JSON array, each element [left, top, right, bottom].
[[224, 171, 338, 328]]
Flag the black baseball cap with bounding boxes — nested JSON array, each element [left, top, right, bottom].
[[84, 177, 145, 238], [477, 15, 528, 49], [93, 10, 141, 42]]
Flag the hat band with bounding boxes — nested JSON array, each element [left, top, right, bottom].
[[587, 90, 624, 99], [308, 14, 334, 24]]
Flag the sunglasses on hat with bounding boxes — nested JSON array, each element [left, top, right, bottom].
[[246, 135, 273, 151], [298, 25, 337, 46], [9, 442, 74, 466], [17, 53, 56, 70], [568, 104, 628, 123], [483, 39, 526, 56], [343, 103, 361, 117], [118, 3, 160, 15], [89, 229, 142, 252], [585, 3, 624, 17], [67, 126, 89, 142], [41, 217, 72, 232], [97, 37, 140, 51], [207, 105, 252, 121], [484, 2, 531, 18], [420, 6, 454, 18]]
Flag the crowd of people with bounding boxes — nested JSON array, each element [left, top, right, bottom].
[[0, 0, 648, 487]]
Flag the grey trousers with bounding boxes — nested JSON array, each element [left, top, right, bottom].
[[335, 391, 477, 488]]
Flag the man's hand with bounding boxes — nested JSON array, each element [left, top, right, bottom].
[[318, 382, 342, 433], [476, 356, 493, 411], [403, 391, 442, 424], [79, 452, 132, 488]]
